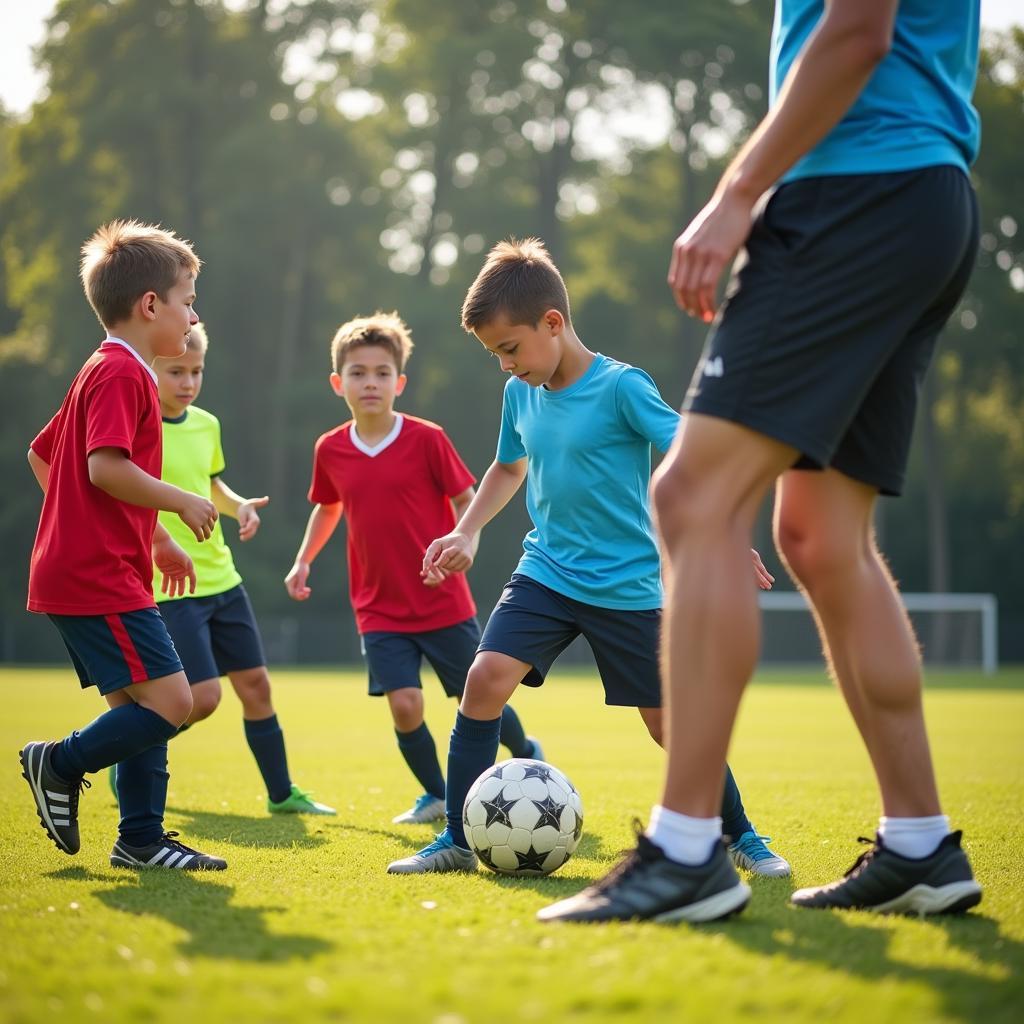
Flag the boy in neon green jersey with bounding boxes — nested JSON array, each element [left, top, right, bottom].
[[111, 323, 335, 816]]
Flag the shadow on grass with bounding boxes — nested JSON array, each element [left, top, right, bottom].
[[92, 871, 333, 962], [338, 822, 435, 852], [163, 805, 336, 850], [696, 884, 1022, 1023]]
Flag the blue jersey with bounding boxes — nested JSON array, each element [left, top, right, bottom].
[[772, 0, 980, 181], [496, 354, 679, 610]]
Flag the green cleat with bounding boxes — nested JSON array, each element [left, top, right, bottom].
[[268, 783, 336, 816]]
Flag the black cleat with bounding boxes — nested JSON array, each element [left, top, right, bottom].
[[791, 831, 982, 915], [537, 825, 751, 924], [110, 832, 227, 871], [20, 741, 89, 855]]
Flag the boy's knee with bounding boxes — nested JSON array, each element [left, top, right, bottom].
[[188, 681, 221, 722], [463, 654, 519, 717], [387, 688, 423, 730]]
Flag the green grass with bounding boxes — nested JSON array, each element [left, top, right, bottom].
[[1, 666, 1022, 1024]]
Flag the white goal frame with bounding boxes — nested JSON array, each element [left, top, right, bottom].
[[760, 591, 999, 674]]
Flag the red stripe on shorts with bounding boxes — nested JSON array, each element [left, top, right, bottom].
[[105, 613, 148, 683]]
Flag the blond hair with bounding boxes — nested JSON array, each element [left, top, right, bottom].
[[460, 237, 570, 332], [80, 219, 201, 329], [185, 322, 209, 354], [331, 311, 413, 374]]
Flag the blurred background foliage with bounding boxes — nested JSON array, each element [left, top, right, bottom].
[[1, 0, 1021, 661]]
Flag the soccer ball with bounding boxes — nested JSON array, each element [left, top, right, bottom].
[[463, 758, 583, 876]]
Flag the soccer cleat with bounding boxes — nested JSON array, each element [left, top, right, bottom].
[[392, 793, 446, 825], [537, 826, 751, 924], [729, 830, 791, 877], [525, 736, 545, 761], [268, 783, 336, 816], [791, 831, 982, 915], [387, 829, 478, 874], [20, 741, 90, 855], [110, 831, 227, 871]]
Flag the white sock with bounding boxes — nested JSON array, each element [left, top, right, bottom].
[[878, 814, 950, 859], [646, 805, 722, 866]]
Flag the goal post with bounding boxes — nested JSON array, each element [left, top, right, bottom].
[[759, 591, 999, 674]]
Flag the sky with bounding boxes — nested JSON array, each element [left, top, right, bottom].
[[1, 0, 1021, 115]]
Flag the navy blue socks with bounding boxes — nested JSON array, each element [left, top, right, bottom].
[[51, 703, 178, 779], [721, 764, 754, 841], [395, 723, 445, 800], [115, 743, 169, 847], [243, 714, 292, 804], [498, 705, 531, 758], [445, 710, 501, 848]]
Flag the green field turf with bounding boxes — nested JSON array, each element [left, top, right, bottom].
[[1, 666, 1021, 1024]]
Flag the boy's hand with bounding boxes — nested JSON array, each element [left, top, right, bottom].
[[154, 535, 196, 598], [237, 496, 269, 542], [422, 531, 474, 579], [285, 561, 312, 601], [751, 548, 775, 590], [177, 491, 218, 542]]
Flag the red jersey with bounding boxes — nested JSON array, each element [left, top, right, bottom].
[[28, 342, 162, 615], [309, 414, 476, 633]]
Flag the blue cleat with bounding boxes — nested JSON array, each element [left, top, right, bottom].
[[387, 828, 478, 874], [728, 831, 791, 877]]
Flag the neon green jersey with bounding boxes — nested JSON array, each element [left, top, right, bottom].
[[154, 405, 242, 602]]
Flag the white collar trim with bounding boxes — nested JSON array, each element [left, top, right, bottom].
[[103, 336, 158, 384], [350, 414, 404, 457]]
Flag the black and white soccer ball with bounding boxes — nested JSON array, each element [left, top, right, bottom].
[[463, 758, 584, 876]]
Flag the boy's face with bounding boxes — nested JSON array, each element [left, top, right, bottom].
[[330, 344, 406, 417], [474, 311, 563, 387], [146, 269, 199, 359], [154, 344, 205, 419]]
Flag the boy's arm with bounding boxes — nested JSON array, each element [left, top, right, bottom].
[[285, 502, 343, 601], [669, 0, 897, 320], [28, 449, 50, 492], [152, 522, 197, 598], [423, 485, 480, 587], [211, 476, 270, 542], [88, 447, 218, 542], [422, 459, 526, 577]]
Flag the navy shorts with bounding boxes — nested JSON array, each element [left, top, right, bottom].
[[478, 574, 661, 708], [686, 166, 978, 496], [48, 607, 183, 695], [158, 584, 266, 684], [362, 617, 480, 698]]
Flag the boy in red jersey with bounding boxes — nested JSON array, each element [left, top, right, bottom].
[[286, 312, 540, 825], [21, 220, 227, 871]]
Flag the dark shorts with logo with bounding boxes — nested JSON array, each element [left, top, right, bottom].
[[478, 574, 661, 708], [685, 165, 979, 495], [158, 584, 266, 684]]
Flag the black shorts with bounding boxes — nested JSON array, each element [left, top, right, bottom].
[[158, 584, 266, 684], [48, 607, 183, 695], [685, 165, 979, 495], [361, 617, 480, 698], [478, 574, 661, 708]]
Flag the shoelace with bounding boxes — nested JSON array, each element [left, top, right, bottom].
[[67, 776, 91, 819], [160, 831, 201, 856], [733, 833, 777, 861], [589, 819, 657, 893], [843, 836, 881, 878]]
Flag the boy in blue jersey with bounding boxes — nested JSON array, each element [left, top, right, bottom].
[[388, 238, 784, 882], [541, 0, 983, 923]]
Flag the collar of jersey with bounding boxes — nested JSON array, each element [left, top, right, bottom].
[[350, 414, 404, 457], [102, 336, 158, 384]]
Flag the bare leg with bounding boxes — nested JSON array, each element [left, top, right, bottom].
[[775, 468, 941, 816], [652, 414, 795, 817], [227, 667, 274, 721]]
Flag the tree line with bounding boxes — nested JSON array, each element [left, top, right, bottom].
[[1, 0, 1021, 662]]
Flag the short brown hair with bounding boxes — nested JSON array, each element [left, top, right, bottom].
[[80, 219, 201, 329], [331, 311, 414, 374], [460, 237, 570, 332]]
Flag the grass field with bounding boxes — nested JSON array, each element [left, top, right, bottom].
[[1, 666, 1021, 1024]]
